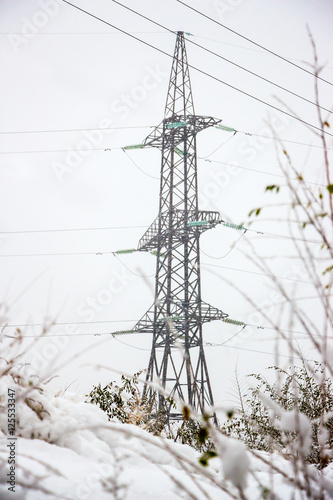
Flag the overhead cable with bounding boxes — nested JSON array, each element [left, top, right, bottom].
[[112, 0, 332, 114], [60, 1, 333, 138], [176, 0, 333, 87]]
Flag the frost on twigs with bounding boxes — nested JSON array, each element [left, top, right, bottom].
[[214, 434, 249, 490], [222, 364, 333, 470], [277, 409, 312, 455]]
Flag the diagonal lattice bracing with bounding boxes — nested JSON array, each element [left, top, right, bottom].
[[133, 32, 229, 421]]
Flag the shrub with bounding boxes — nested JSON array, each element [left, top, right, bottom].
[[87, 373, 215, 451], [222, 363, 333, 468]]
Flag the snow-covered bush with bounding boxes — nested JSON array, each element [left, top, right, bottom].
[[87, 371, 172, 436], [87, 373, 215, 451], [222, 363, 333, 468], [87, 371, 149, 425], [0, 363, 109, 446]]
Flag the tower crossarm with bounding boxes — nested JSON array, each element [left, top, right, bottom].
[[133, 299, 228, 342], [170, 299, 228, 325], [142, 115, 222, 150], [200, 301, 229, 322], [138, 210, 223, 251], [132, 308, 155, 334]]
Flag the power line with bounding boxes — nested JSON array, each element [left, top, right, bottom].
[[0, 125, 154, 135], [1, 124, 331, 153], [3, 319, 327, 340], [112, 0, 331, 115], [113, 253, 155, 278], [0, 223, 325, 256], [0, 222, 318, 283], [201, 230, 246, 260], [202, 262, 312, 285], [3, 319, 137, 328], [201, 223, 322, 250], [15, 321, 331, 338], [0, 249, 147, 258], [0, 143, 329, 188], [244, 227, 322, 245], [1, 325, 308, 337], [0, 251, 114, 258], [2, 316, 318, 329], [0, 225, 148, 235], [196, 35, 333, 70], [204, 343, 313, 361], [122, 148, 159, 180], [116, 337, 320, 359], [200, 158, 327, 187], [2, 137, 331, 155], [4, 331, 126, 338], [252, 336, 333, 342], [234, 131, 333, 151], [211, 325, 246, 347], [245, 323, 327, 337], [1, 31, 166, 35], [112, 335, 151, 351], [60, 1, 333, 138], [176, 0, 333, 87], [0, 146, 123, 155], [0, 244, 315, 282], [3, 323, 323, 354], [0, 236, 323, 259]]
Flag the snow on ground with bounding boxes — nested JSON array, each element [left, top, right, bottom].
[[1, 369, 333, 499], [0, 434, 219, 500]]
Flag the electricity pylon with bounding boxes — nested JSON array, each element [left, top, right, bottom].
[[131, 31, 228, 420]]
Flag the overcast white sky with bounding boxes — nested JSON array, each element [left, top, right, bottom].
[[1, 0, 333, 407]]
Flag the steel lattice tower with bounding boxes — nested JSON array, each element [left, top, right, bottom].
[[132, 31, 228, 420]]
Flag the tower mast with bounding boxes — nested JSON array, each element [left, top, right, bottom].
[[133, 32, 227, 420]]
